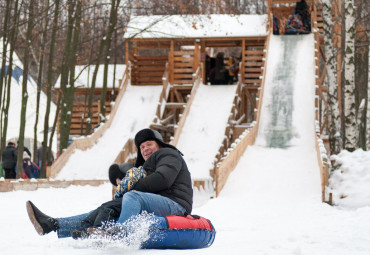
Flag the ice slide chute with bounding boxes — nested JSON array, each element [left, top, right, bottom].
[[214, 33, 329, 200]]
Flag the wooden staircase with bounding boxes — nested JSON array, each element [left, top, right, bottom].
[[171, 49, 195, 85]]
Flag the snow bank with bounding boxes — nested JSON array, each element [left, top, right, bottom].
[[329, 149, 370, 208]]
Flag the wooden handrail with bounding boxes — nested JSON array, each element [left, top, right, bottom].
[[153, 62, 170, 123], [312, 0, 330, 202], [214, 31, 271, 196], [210, 82, 242, 179], [113, 138, 136, 165], [48, 62, 132, 178]]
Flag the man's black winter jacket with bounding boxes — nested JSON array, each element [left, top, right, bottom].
[[2, 145, 17, 169], [133, 147, 193, 214]]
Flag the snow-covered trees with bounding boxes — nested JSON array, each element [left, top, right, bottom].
[[322, 0, 369, 153]]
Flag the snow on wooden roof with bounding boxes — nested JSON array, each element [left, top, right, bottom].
[[124, 14, 268, 39], [54, 64, 125, 89]]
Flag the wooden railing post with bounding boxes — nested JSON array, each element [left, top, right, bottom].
[[214, 31, 270, 196]]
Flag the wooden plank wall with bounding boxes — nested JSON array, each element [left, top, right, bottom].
[[131, 55, 167, 85], [70, 101, 112, 135], [173, 50, 195, 85]]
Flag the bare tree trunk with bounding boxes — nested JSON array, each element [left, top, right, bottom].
[[85, 41, 104, 135], [85, 2, 112, 134], [41, 0, 60, 177], [1, 3, 19, 157], [48, 93, 61, 170], [33, 0, 50, 162], [343, 0, 357, 151], [0, 0, 11, 103], [65, 0, 82, 133], [16, 0, 35, 178], [100, 0, 120, 121], [59, 0, 78, 152], [323, 0, 342, 154], [0, 0, 12, 156], [354, 0, 369, 150]]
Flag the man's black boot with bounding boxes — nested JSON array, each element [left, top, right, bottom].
[[26, 201, 59, 235], [71, 229, 90, 240]]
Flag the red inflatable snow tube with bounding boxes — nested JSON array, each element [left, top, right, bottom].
[[142, 215, 216, 249]]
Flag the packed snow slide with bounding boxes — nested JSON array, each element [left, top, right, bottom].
[[224, 34, 322, 203], [55, 84, 162, 180], [176, 83, 238, 183]]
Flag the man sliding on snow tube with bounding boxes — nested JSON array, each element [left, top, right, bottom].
[[26, 128, 193, 239], [71, 163, 146, 239], [26, 162, 139, 238]]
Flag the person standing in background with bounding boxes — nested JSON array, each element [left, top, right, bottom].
[[2, 142, 17, 179]]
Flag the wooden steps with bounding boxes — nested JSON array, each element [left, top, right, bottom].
[[243, 48, 265, 87]]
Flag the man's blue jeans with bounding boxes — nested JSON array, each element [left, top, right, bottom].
[[57, 191, 186, 238]]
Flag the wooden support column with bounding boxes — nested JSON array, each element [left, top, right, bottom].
[[125, 40, 129, 66], [169, 40, 174, 84], [241, 39, 246, 83], [200, 41, 206, 84], [194, 40, 200, 73]]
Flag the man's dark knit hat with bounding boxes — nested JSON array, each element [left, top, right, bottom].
[[108, 162, 133, 186], [134, 128, 181, 167]]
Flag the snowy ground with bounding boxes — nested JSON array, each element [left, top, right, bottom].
[[1, 150, 370, 255], [1, 34, 370, 254]]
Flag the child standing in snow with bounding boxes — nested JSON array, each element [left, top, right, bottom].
[[22, 151, 40, 179]]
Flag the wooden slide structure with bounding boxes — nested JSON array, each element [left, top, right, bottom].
[[214, 1, 330, 201], [1, 3, 329, 199]]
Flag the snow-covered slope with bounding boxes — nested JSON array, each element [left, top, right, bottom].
[[56, 85, 162, 180], [177, 84, 237, 180]]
